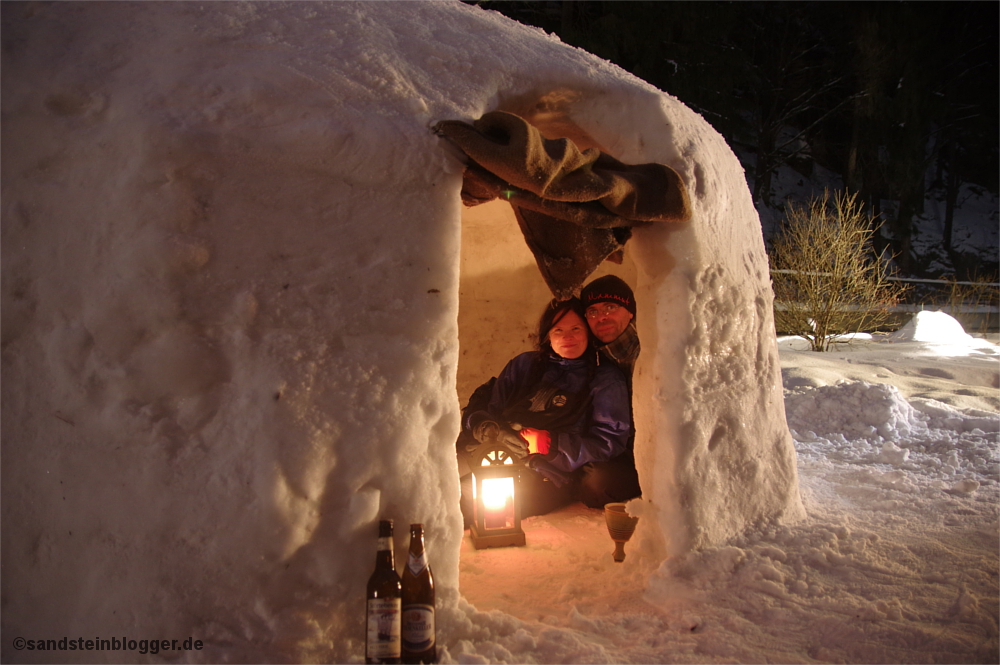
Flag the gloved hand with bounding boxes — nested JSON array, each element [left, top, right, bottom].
[[472, 419, 500, 445], [472, 420, 529, 459], [496, 426, 529, 459], [524, 454, 573, 487]]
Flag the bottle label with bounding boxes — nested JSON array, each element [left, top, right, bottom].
[[366, 597, 401, 659], [377, 536, 393, 552], [406, 551, 427, 577], [401, 604, 435, 651]]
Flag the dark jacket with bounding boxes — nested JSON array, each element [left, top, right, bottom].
[[465, 351, 632, 480]]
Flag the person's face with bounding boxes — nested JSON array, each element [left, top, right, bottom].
[[548, 310, 589, 359], [585, 302, 634, 343]]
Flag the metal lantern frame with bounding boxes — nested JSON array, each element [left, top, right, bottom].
[[469, 443, 526, 549]]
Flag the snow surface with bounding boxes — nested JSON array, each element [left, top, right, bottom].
[[1, 2, 995, 664], [454, 321, 998, 664]]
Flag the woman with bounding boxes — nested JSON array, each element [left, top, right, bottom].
[[459, 297, 633, 520]]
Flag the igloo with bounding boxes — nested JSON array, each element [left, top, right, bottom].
[[1, 1, 803, 661]]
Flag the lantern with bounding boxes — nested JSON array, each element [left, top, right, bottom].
[[469, 443, 525, 549]]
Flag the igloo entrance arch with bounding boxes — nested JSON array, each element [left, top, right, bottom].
[[452, 95, 805, 560], [1, 2, 803, 661]]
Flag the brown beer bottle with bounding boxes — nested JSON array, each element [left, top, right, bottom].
[[366, 520, 402, 664], [401, 524, 436, 664]]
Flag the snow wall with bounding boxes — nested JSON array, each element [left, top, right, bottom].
[[0, 1, 804, 661]]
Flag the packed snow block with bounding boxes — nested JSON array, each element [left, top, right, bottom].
[[612, 98, 806, 559], [1, 3, 464, 662], [1, 1, 802, 661]]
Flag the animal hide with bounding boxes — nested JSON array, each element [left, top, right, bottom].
[[434, 111, 691, 298]]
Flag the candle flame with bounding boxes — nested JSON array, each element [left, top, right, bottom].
[[481, 476, 514, 510]]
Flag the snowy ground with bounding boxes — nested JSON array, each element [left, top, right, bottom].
[[449, 315, 998, 664], [1, 4, 995, 663]]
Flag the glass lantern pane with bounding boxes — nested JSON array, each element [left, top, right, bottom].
[[481, 476, 515, 529]]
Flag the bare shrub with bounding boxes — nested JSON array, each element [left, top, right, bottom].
[[770, 190, 909, 352]]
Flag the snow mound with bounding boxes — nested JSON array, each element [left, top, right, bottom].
[[910, 398, 1000, 433], [785, 381, 917, 441], [786, 380, 998, 487], [889, 310, 978, 344]]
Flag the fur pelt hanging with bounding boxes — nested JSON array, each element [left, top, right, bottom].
[[434, 111, 692, 299]]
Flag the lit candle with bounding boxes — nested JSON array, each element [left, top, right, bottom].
[[481, 476, 513, 529]]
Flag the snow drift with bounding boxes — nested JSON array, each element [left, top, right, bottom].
[[1, 1, 802, 660]]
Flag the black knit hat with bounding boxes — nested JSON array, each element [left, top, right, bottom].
[[580, 275, 636, 315]]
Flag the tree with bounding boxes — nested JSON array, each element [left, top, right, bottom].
[[840, 2, 998, 275], [927, 3, 999, 265], [466, 1, 998, 279], [734, 4, 854, 206], [770, 190, 908, 352]]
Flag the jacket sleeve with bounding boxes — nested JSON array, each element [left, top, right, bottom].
[[464, 353, 533, 432], [544, 366, 632, 473]]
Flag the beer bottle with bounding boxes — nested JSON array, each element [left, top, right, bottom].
[[401, 524, 436, 664], [366, 520, 402, 664]]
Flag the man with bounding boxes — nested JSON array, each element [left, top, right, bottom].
[[580, 275, 639, 387], [576, 274, 642, 506]]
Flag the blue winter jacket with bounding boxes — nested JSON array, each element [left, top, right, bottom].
[[466, 351, 632, 481]]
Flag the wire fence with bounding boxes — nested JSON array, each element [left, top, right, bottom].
[[770, 270, 1000, 334], [770, 269, 1000, 289]]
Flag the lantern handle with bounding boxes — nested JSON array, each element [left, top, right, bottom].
[[470, 441, 522, 468]]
